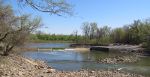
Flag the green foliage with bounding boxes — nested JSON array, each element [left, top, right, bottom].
[[128, 20, 150, 44], [111, 28, 126, 43], [142, 35, 150, 49], [98, 36, 112, 45], [79, 19, 150, 48], [81, 22, 112, 45], [30, 34, 83, 43], [30, 19, 150, 50]]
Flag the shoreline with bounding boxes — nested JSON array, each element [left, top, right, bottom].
[[16, 46, 142, 64], [17, 47, 90, 52], [0, 54, 145, 77]]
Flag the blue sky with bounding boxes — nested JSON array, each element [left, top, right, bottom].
[[7, 0, 150, 34]]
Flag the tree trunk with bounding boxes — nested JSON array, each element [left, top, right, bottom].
[[3, 46, 9, 56], [0, 32, 9, 42], [2, 45, 14, 56]]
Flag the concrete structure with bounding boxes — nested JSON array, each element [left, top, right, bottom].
[[90, 45, 142, 52]]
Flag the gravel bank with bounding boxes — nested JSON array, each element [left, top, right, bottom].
[[98, 55, 140, 64], [0, 54, 144, 77]]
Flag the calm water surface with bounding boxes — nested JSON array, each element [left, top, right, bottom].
[[26, 43, 70, 48], [23, 43, 150, 76]]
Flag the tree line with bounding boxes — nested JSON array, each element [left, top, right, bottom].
[[30, 32, 83, 42], [1, 0, 148, 56], [81, 20, 150, 48], [31, 19, 150, 49]]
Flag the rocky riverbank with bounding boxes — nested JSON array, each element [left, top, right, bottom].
[[0, 54, 145, 77], [98, 55, 140, 64]]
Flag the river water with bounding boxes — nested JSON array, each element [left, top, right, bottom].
[[23, 43, 150, 76]]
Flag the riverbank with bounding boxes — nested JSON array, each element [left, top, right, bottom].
[[16, 46, 142, 64], [16, 47, 90, 52], [0, 54, 145, 77], [98, 54, 140, 64], [71, 44, 144, 53], [70, 44, 144, 64]]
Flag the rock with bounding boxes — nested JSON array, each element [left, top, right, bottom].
[[47, 66, 52, 69], [99, 55, 139, 64], [90, 71, 95, 73], [4, 73, 8, 76], [0, 71, 4, 75], [18, 71, 23, 76], [117, 59, 124, 62], [46, 69, 56, 73], [90, 76, 95, 77], [0, 54, 144, 77], [35, 65, 45, 69]]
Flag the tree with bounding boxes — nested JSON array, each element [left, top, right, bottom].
[[122, 25, 130, 44], [81, 22, 90, 43], [128, 19, 150, 44], [90, 22, 98, 40], [16, 0, 73, 16], [0, 0, 73, 55], [111, 28, 126, 43], [0, 3, 41, 56], [71, 30, 78, 43], [128, 20, 142, 44], [0, 1, 13, 42], [79, 19, 150, 46], [96, 26, 111, 45]]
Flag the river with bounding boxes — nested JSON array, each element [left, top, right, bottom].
[[23, 43, 150, 76]]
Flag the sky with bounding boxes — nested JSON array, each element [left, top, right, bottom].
[[6, 0, 150, 35]]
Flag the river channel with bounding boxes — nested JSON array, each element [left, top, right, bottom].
[[23, 43, 150, 76]]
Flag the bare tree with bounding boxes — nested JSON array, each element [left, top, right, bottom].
[[1, 15, 41, 56], [90, 22, 98, 39], [81, 22, 90, 43], [17, 0, 73, 16], [0, 3, 41, 55], [0, 0, 73, 55], [0, 2, 13, 42]]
